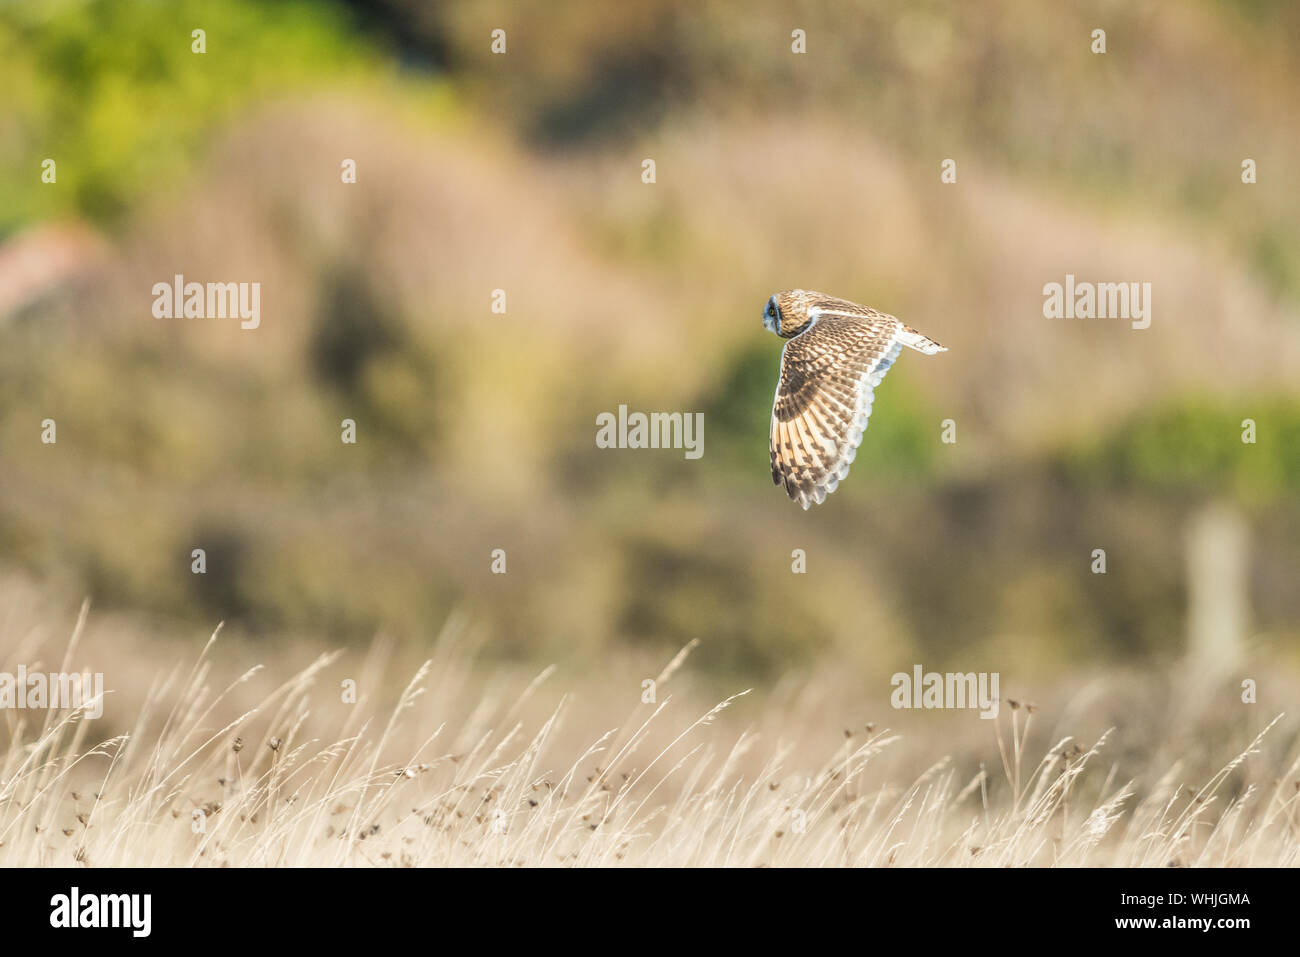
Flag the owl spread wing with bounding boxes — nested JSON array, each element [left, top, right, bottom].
[[769, 315, 903, 509]]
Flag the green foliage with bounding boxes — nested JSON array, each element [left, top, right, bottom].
[[0, 0, 380, 230], [310, 266, 409, 393], [1250, 227, 1300, 303], [1064, 397, 1300, 503], [699, 340, 777, 477], [846, 371, 941, 483]]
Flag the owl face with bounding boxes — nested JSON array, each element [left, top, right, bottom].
[[762, 289, 813, 339]]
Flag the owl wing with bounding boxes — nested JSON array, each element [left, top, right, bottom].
[[769, 315, 903, 509]]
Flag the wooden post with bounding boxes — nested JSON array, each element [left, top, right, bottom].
[[1185, 501, 1248, 675]]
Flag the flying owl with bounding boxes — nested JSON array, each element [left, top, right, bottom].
[[763, 289, 946, 509]]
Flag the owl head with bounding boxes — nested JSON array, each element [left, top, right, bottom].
[[762, 289, 813, 339]]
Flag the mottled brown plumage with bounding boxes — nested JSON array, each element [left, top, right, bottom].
[[762, 290, 946, 509]]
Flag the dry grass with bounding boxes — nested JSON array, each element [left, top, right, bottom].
[[1, 602, 1298, 868]]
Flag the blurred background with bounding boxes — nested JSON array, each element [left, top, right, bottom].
[[1, 0, 1298, 709]]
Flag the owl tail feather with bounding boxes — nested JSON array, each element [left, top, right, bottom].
[[898, 326, 947, 355]]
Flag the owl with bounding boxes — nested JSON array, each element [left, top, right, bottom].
[[763, 289, 946, 509]]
